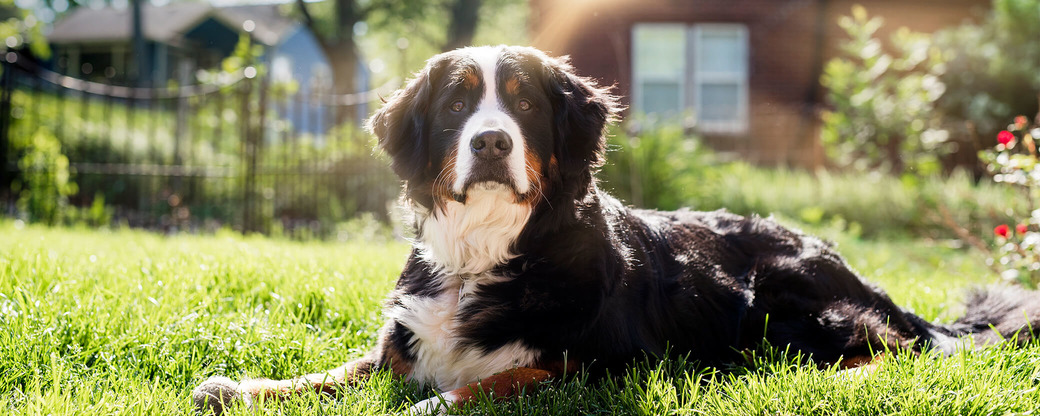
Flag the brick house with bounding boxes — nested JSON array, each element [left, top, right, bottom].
[[529, 0, 990, 167]]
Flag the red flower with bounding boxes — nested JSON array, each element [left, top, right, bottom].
[[998, 130, 1015, 146], [1015, 115, 1029, 129], [995, 224, 1010, 238], [1017, 224, 1029, 234]]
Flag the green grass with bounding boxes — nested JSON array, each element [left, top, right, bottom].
[[2, 220, 1039, 415]]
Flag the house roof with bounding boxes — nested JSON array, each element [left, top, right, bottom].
[[47, 3, 296, 47], [215, 5, 297, 46]]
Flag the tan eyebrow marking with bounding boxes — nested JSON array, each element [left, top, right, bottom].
[[505, 77, 520, 95], [462, 68, 480, 89], [449, 65, 481, 90]]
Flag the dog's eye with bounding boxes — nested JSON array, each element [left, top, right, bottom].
[[450, 100, 465, 113], [518, 99, 532, 112]]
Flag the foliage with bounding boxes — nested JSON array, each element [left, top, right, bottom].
[[10, 127, 76, 225], [601, 121, 1025, 240], [4, 222, 1035, 415], [0, 0, 49, 60], [820, 5, 951, 175], [978, 115, 1040, 287], [820, 1, 1040, 174], [694, 163, 1028, 240], [599, 123, 713, 211], [932, 0, 1040, 142], [314, 0, 528, 90], [2, 73, 396, 236]]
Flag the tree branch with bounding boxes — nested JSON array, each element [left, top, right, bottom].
[[295, 0, 317, 32]]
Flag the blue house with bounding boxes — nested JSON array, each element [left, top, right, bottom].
[[46, 3, 368, 131]]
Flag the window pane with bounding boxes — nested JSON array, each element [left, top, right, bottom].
[[698, 83, 739, 122], [695, 28, 745, 74], [633, 25, 686, 79], [641, 81, 683, 115]]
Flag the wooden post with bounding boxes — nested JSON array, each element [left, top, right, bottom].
[[0, 57, 11, 199]]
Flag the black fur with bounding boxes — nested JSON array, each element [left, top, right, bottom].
[[366, 45, 1040, 383]]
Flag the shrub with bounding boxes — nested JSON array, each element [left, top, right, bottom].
[[978, 115, 1040, 287], [11, 127, 77, 225], [599, 123, 715, 211], [932, 0, 1040, 146], [600, 121, 1026, 241], [820, 5, 951, 175]]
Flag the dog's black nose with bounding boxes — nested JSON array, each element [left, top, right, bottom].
[[470, 130, 512, 160]]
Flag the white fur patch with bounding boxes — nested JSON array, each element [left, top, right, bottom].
[[408, 391, 459, 416], [419, 182, 531, 276], [928, 329, 973, 354], [452, 46, 530, 195], [388, 289, 539, 392]]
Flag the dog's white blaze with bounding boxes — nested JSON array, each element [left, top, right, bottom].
[[420, 183, 531, 275], [388, 289, 539, 392], [452, 46, 530, 195]]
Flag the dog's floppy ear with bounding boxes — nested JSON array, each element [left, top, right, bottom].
[[544, 56, 620, 171], [366, 56, 449, 183]]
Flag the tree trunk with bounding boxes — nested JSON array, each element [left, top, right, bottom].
[[325, 43, 358, 95], [443, 0, 482, 51], [328, 0, 360, 95], [295, 0, 360, 95], [886, 135, 905, 175]]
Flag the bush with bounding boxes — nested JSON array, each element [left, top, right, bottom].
[[821, 2, 1040, 175], [599, 123, 717, 211], [690, 164, 1024, 240], [820, 5, 951, 175], [11, 127, 77, 225], [977, 115, 1040, 287], [932, 0, 1040, 145], [600, 121, 1026, 240]]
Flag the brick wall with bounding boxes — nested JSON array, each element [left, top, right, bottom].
[[530, 0, 989, 166]]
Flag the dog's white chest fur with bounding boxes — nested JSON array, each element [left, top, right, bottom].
[[418, 183, 532, 276], [392, 185, 538, 392], [389, 284, 537, 392]]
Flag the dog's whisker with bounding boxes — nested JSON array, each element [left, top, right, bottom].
[[523, 161, 552, 209]]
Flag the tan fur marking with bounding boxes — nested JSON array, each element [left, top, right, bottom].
[[447, 367, 554, 407], [384, 345, 414, 376], [837, 355, 878, 370], [505, 77, 520, 95], [836, 354, 887, 379], [520, 149, 549, 206], [238, 358, 372, 399], [463, 70, 479, 90], [432, 148, 459, 210]]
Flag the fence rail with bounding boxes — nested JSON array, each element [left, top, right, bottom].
[[0, 52, 401, 238]]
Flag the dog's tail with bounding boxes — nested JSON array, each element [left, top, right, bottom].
[[927, 286, 1040, 353]]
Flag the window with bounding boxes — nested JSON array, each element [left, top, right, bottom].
[[632, 23, 749, 133], [631, 24, 686, 117]]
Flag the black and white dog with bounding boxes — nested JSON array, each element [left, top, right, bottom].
[[194, 45, 1040, 415]]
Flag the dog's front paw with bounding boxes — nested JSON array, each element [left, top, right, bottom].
[[407, 392, 459, 416], [192, 376, 253, 415]]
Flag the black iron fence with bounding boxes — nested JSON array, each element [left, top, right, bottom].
[[0, 52, 401, 237]]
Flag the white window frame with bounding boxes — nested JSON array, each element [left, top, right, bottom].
[[631, 23, 749, 134], [630, 23, 687, 119], [690, 24, 749, 134]]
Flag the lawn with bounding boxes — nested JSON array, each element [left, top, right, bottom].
[[2, 219, 1040, 415]]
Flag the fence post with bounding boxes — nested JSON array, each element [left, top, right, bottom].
[[255, 68, 268, 234], [172, 60, 190, 197], [240, 78, 256, 233], [0, 56, 12, 200]]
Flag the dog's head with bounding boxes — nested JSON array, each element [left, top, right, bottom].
[[367, 45, 619, 213]]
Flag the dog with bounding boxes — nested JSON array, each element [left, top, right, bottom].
[[193, 45, 1040, 415]]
